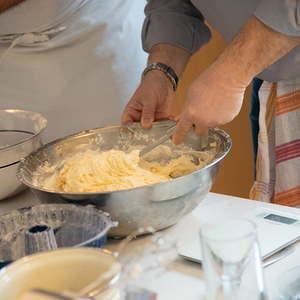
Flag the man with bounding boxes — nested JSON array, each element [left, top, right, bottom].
[[122, 0, 300, 205]]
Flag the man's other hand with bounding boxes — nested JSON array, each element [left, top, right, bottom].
[[173, 64, 247, 144], [122, 70, 174, 129]]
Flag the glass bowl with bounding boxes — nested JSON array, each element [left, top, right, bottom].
[[0, 203, 117, 267]]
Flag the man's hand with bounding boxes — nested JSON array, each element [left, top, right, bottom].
[[122, 70, 174, 129], [173, 63, 247, 144], [122, 43, 191, 129]]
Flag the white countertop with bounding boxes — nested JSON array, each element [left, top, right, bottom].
[[1, 190, 300, 300], [106, 192, 300, 300]]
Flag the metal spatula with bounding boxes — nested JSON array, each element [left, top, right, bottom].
[[139, 123, 176, 157]]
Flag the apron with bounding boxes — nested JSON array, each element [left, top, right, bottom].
[[0, 0, 147, 142], [250, 77, 300, 206]]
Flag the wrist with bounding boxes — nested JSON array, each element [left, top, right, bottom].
[[148, 43, 191, 77], [142, 62, 179, 91], [211, 55, 252, 89], [142, 69, 174, 92]]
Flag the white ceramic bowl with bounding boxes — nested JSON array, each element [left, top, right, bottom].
[[0, 247, 121, 300]]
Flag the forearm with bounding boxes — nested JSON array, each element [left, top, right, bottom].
[[213, 16, 300, 86], [0, 0, 25, 13], [147, 43, 191, 78]]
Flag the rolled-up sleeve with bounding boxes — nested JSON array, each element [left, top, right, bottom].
[[255, 0, 300, 36], [142, 0, 211, 54]]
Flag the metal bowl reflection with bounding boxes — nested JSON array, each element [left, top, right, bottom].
[[0, 109, 47, 200], [17, 121, 231, 236]]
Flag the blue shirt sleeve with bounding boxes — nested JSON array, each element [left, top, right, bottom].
[[142, 0, 211, 54], [255, 0, 300, 36]]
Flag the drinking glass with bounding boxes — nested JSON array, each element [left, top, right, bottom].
[[278, 266, 300, 300], [200, 218, 267, 300]]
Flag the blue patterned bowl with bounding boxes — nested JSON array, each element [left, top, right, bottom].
[[0, 204, 117, 268]]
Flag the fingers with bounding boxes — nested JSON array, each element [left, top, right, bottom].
[[122, 92, 143, 124], [121, 111, 134, 124], [194, 124, 208, 137], [141, 101, 156, 129], [173, 113, 181, 122], [172, 110, 208, 145], [129, 109, 170, 125], [155, 111, 171, 121], [172, 117, 193, 145], [168, 115, 177, 121], [121, 106, 141, 124], [122, 74, 172, 128], [155, 94, 174, 121]]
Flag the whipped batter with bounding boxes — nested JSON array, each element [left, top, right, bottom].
[[44, 149, 203, 193]]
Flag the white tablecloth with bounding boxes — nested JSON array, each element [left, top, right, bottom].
[[1, 190, 300, 300]]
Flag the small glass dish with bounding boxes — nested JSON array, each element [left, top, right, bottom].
[[278, 266, 300, 300], [0, 204, 117, 267]]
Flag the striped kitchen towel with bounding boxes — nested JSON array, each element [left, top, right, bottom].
[[250, 77, 300, 206]]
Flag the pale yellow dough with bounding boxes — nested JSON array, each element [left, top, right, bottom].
[[44, 149, 200, 193]]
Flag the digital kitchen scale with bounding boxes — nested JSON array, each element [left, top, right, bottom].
[[178, 207, 300, 262]]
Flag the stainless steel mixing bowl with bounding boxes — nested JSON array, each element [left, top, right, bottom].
[[17, 121, 231, 236], [0, 109, 47, 200]]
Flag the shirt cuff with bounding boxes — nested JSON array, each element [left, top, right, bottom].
[[142, 12, 211, 54], [255, 0, 300, 36]]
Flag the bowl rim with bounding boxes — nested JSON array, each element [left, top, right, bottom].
[[0, 247, 121, 286], [0, 109, 47, 153], [17, 122, 232, 196]]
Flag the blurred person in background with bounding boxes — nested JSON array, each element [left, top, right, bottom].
[[122, 0, 300, 205], [0, 0, 147, 141]]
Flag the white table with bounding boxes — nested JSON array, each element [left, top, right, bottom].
[[1, 190, 300, 300]]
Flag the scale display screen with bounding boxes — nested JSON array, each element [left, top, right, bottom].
[[264, 213, 298, 225]]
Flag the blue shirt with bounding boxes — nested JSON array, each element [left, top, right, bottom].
[[142, 0, 300, 82]]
